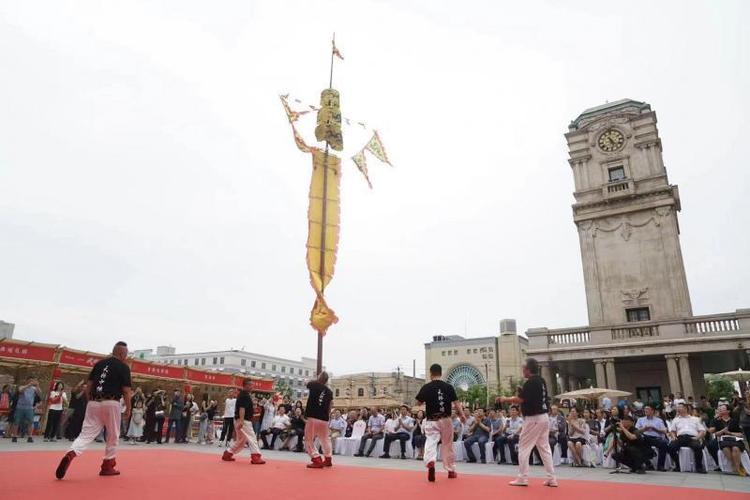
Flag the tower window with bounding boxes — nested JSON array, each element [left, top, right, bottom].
[[608, 166, 626, 182], [357, 388, 364, 397], [626, 307, 651, 322]]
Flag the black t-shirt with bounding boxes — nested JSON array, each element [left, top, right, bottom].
[[711, 417, 741, 434], [619, 427, 649, 449], [88, 357, 131, 399], [234, 390, 253, 421], [305, 381, 333, 421], [415, 380, 457, 419], [290, 415, 306, 430], [519, 375, 548, 416]]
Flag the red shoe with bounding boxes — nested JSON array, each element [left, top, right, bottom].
[[427, 461, 435, 482], [99, 458, 120, 476], [55, 451, 76, 479], [448, 471, 458, 479], [250, 453, 266, 465], [307, 456, 324, 469], [323, 457, 333, 467], [222, 450, 235, 462]]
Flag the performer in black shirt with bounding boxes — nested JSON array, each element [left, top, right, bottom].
[[221, 379, 266, 464], [497, 357, 557, 487], [56, 341, 132, 479], [415, 363, 465, 482], [304, 371, 334, 468]]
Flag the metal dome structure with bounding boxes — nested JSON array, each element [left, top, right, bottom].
[[446, 364, 485, 391]]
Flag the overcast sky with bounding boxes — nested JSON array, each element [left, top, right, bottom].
[[1, 1, 748, 376]]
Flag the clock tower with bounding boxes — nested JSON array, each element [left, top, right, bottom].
[[566, 99, 692, 327]]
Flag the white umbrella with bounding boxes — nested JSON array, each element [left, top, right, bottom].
[[717, 368, 750, 383], [555, 387, 631, 400]]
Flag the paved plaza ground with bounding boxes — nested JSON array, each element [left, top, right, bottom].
[[0, 439, 748, 499]]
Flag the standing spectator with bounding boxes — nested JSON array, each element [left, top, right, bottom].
[[354, 407, 386, 457], [44, 382, 68, 442], [328, 409, 347, 453], [151, 389, 167, 444], [165, 389, 183, 444], [667, 403, 706, 473], [635, 405, 669, 471], [205, 398, 218, 444], [259, 396, 276, 435], [178, 393, 195, 443], [219, 388, 237, 446], [260, 405, 290, 449], [381, 405, 414, 459], [412, 410, 426, 459], [197, 394, 210, 444], [251, 396, 263, 436], [463, 408, 491, 463], [127, 400, 145, 444], [11, 377, 41, 443], [64, 381, 87, 441], [0, 384, 11, 435], [495, 406, 523, 464]]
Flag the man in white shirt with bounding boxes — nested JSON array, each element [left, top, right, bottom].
[[667, 403, 706, 473], [381, 405, 414, 459], [328, 409, 347, 454], [260, 405, 291, 449], [495, 406, 523, 464], [219, 389, 237, 446], [355, 407, 386, 457]]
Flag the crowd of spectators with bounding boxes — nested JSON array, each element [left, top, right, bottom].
[[2, 378, 749, 478]]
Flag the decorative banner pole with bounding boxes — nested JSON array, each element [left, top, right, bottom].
[[279, 35, 391, 376]]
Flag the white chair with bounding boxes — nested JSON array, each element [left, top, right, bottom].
[[552, 443, 562, 466], [717, 447, 750, 474], [702, 449, 718, 471], [335, 420, 366, 456], [381, 432, 415, 458], [485, 442, 495, 463], [677, 447, 696, 472], [437, 439, 464, 462], [649, 446, 672, 470]]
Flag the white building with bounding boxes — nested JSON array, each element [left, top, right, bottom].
[[0, 321, 14, 339], [136, 346, 317, 399]]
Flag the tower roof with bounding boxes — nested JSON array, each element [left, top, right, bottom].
[[569, 99, 650, 130]]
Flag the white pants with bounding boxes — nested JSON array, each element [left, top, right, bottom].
[[70, 400, 121, 460], [305, 417, 332, 459], [423, 417, 455, 472], [229, 420, 261, 456], [517, 413, 555, 480]]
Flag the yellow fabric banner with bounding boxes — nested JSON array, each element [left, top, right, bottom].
[[306, 149, 341, 299]]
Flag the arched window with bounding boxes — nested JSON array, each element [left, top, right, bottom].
[[357, 388, 364, 397], [335, 388, 340, 397]]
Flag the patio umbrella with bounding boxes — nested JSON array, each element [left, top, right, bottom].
[[555, 387, 632, 400], [717, 368, 750, 383]]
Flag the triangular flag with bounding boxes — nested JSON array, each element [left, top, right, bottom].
[[364, 130, 392, 166], [351, 150, 373, 189], [332, 39, 344, 60]]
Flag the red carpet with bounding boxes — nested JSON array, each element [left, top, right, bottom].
[[0, 450, 746, 500]]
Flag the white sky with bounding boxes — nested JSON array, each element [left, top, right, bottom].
[[1, 1, 748, 376]]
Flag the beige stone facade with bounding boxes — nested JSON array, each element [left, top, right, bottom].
[[527, 100, 750, 402], [329, 371, 424, 407], [424, 319, 527, 393]]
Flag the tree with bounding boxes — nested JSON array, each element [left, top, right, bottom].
[[706, 377, 735, 403], [274, 378, 293, 399]]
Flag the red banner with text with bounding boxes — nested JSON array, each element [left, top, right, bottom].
[[129, 360, 185, 380], [0, 340, 57, 363], [185, 368, 235, 387], [58, 349, 105, 369]]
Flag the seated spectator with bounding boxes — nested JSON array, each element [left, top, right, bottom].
[[354, 407, 385, 457], [566, 408, 590, 467], [451, 409, 462, 441], [463, 408, 491, 463], [280, 407, 305, 452], [602, 406, 621, 460], [412, 410, 426, 459], [495, 405, 523, 465], [260, 405, 290, 449], [595, 409, 607, 444], [707, 404, 746, 476], [550, 405, 567, 459], [612, 415, 653, 474], [489, 409, 506, 462], [531, 410, 558, 466], [328, 409, 347, 453], [635, 404, 669, 471], [381, 405, 414, 459], [583, 408, 599, 445], [667, 403, 706, 473], [461, 408, 475, 441]]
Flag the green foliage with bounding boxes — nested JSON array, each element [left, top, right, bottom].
[[706, 377, 735, 402], [274, 378, 293, 399]]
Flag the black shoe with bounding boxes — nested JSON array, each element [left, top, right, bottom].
[[27, 437, 33, 443], [657, 467, 667, 472], [672, 466, 681, 472], [428, 465, 435, 482], [645, 463, 655, 471], [11, 437, 17, 443], [480, 459, 486, 464], [466, 458, 477, 463], [696, 468, 707, 474], [56, 451, 76, 479], [498, 460, 507, 464], [634, 467, 646, 475], [354, 453, 364, 457], [379, 454, 390, 459], [400, 454, 407, 459]]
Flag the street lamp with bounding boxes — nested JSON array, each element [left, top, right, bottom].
[[484, 363, 490, 408]]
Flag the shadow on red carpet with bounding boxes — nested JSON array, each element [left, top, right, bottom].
[[0, 450, 745, 500]]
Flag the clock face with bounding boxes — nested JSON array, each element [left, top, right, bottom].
[[598, 128, 625, 152]]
